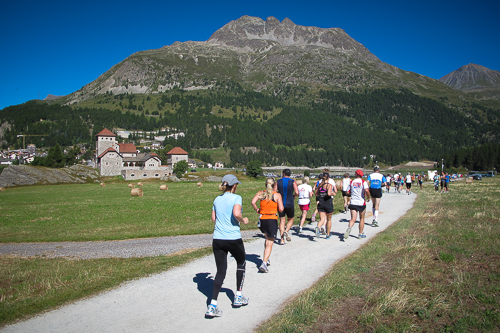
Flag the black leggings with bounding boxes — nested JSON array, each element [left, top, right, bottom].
[[211, 239, 246, 300]]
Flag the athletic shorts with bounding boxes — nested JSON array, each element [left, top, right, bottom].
[[317, 199, 334, 214], [259, 219, 278, 239], [369, 188, 382, 198], [299, 204, 310, 211], [278, 206, 294, 218], [341, 190, 351, 197], [406, 183, 412, 189], [349, 204, 366, 212]]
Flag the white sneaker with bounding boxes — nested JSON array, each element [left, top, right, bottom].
[[205, 304, 222, 317], [233, 295, 249, 307]]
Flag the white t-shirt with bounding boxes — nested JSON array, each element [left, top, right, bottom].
[[298, 184, 313, 205], [349, 178, 368, 206], [342, 177, 351, 191], [405, 175, 412, 183]]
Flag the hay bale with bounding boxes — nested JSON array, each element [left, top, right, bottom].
[[466, 178, 473, 184], [335, 180, 342, 189], [197, 182, 203, 187], [296, 179, 303, 185], [100, 182, 106, 187], [137, 182, 143, 186], [128, 183, 134, 188], [131, 188, 143, 197], [0, 187, 5, 192], [160, 185, 168, 191]]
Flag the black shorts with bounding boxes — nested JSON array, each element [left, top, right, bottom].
[[278, 206, 294, 218], [259, 219, 278, 239], [317, 198, 334, 214], [349, 204, 366, 212], [369, 188, 382, 198], [406, 183, 412, 189], [341, 190, 351, 197]]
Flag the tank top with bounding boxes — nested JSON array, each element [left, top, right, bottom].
[[317, 182, 331, 200], [277, 177, 295, 208], [259, 192, 278, 220]]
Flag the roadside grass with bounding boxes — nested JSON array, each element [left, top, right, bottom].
[[257, 178, 500, 332], [0, 247, 212, 326], [0, 177, 347, 326]]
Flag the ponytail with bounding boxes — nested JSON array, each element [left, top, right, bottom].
[[264, 178, 275, 201]]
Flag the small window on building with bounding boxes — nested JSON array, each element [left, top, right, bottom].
[[143, 173, 147, 177], [131, 174, 135, 177], [155, 174, 159, 177]]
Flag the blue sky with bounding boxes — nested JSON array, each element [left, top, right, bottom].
[[1, 0, 498, 110]]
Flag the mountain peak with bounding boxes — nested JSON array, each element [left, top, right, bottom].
[[207, 15, 373, 57], [439, 63, 500, 90]]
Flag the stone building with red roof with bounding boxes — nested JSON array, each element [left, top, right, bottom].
[[95, 128, 177, 180]]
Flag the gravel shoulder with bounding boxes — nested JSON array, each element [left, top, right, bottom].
[[1, 192, 416, 333]]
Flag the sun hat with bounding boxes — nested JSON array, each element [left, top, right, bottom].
[[221, 174, 241, 186], [355, 169, 364, 177]]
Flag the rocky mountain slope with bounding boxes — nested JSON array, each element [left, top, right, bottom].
[[439, 64, 500, 90], [439, 63, 500, 100], [63, 16, 457, 106]]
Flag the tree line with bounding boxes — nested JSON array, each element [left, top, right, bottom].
[[1, 87, 499, 169]]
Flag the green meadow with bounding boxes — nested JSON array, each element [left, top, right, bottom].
[[1, 177, 499, 331]]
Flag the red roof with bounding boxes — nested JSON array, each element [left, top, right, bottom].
[[95, 128, 116, 137], [97, 147, 119, 158], [118, 143, 137, 154], [167, 147, 188, 155]]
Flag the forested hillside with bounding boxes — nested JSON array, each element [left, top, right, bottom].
[[1, 87, 499, 168]]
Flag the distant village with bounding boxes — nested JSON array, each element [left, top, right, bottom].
[[0, 128, 225, 179]]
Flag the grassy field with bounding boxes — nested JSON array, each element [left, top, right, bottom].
[[0, 177, 346, 326], [257, 178, 500, 332], [3, 178, 498, 330]]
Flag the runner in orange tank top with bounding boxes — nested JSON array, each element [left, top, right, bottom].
[[251, 178, 284, 273]]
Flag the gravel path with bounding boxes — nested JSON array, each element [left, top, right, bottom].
[[2, 192, 416, 333], [0, 231, 261, 259]]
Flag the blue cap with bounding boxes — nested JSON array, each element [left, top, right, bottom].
[[222, 174, 241, 186]]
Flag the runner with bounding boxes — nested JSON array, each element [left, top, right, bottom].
[[341, 173, 352, 213], [206, 174, 250, 318], [315, 173, 335, 239], [276, 169, 299, 245], [394, 174, 400, 193], [344, 169, 370, 240], [251, 178, 284, 273], [367, 165, 387, 227], [385, 174, 392, 193], [418, 174, 423, 190], [399, 173, 404, 193], [297, 176, 313, 233], [405, 172, 413, 195]]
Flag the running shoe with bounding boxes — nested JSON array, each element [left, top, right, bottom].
[[311, 215, 316, 222], [359, 233, 366, 239], [280, 238, 285, 245], [285, 231, 291, 242], [372, 221, 379, 227], [267, 259, 271, 266], [315, 227, 320, 238], [205, 304, 222, 317], [233, 295, 249, 307], [297, 227, 303, 234], [325, 235, 331, 239], [259, 262, 269, 273], [344, 227, 352, 240], [321, 228, 326, 235]]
